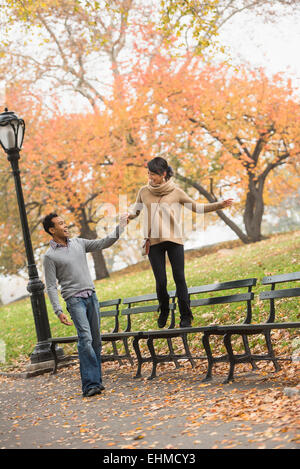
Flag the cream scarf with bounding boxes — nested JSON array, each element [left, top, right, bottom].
[[147, 179, 176, 196]]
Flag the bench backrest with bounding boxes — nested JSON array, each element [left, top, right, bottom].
[[187, 278, 257, 324], [121, 292, 177, 331], [260, 271, 300, 322], [99, 298, 122, 333]]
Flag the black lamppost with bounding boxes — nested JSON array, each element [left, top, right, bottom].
[[0, 108, 53, 365]]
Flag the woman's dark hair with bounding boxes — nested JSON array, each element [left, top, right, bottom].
[[147, 157, 174, 180], [42, 212, 58, 235]]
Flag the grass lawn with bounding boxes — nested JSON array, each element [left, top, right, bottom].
[[0, 230, 299, 366]]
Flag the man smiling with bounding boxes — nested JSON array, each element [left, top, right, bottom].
[[42, 212, 128, 397]]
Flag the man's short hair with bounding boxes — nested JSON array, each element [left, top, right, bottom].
[[42, 212, 58, 235]]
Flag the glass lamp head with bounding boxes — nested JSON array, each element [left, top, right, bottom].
[[0, 108, 25, 152]]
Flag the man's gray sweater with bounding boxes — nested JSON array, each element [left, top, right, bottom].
[[43, 226, 123, 316]]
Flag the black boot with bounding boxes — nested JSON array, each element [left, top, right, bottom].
[[178, 299, 193, 328], [157, 299, 170, 328], [179, 315, 193, 328]]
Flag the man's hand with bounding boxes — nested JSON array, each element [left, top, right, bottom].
[[58, 313, 73, 326], [120, 212, 130, 228], [220, 198, 234, 209]]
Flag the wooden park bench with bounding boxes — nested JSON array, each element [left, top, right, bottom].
[[49, 272, 299, 384], [122, 291, 187, 379], [218, 271, 300, 383], [141, 273, 299, 383], [140, 278, 257, 380]]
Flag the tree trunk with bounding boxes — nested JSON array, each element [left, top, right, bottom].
[[243, 176, 265, 242], [90, 248, 110, 280], [77, 209, 110, 280]]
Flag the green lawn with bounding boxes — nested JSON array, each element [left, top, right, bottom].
[[0, 230, 299, 365]]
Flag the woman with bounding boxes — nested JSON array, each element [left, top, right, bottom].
[[129, 157, 233, 328]]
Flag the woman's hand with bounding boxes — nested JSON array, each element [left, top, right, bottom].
[[220, 198, 234, 209]]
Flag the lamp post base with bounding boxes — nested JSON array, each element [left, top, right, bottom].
[[24, 354, 73, 378], [25, 341, 65, 377], [25, 360, 57, 377], [29, 340, 57, 364]]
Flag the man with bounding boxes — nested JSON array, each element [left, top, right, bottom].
[[43, 212, 128, 397]]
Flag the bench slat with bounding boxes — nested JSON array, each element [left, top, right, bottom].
[[122, 304, 159, 315], [188, 278, 257, 295], [215, 322, 300, 333], [122, 303, 176, 315], [51, 336, 78, 343], [100, 310, 118, 317], [261, 272, 300, 285], [122, 293, 158, 304], [99, 299, 121, 307], [123, 291, 177, 305], [260, 287, 300, 300], [190, 292, 253, 307]]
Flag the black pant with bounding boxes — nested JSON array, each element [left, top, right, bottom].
[[148, 241, 192, 319]]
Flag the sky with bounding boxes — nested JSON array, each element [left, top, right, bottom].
[[1, 6, 300, 303], [219, 9, 300, 90]]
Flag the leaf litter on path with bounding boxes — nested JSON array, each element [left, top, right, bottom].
[[0, 359, 299, 449]]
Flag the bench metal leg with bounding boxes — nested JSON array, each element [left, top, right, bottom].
[[181, 333, 196, 369], [123, 337, 134, 366], [132, 337, 143, 378], [265, 330, 280, 372], [112, 341, 123, 366], [147, 338, 158, 380], [223, 333, 235, 384], [202, 332, 213, 381], [167, 337, 180, 369], [50, 342, 58, 375], [242, 334, 258, 370]]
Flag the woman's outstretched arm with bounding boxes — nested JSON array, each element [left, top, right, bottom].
[[179, 188, 233, 213]]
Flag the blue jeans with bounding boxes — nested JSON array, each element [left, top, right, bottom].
[[66, 293, 102, 394]]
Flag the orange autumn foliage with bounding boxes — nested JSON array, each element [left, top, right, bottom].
[[122, 53, 300, 241], [1, 53, 300, 275]]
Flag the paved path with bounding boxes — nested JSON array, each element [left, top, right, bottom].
[[0, 361, 299, 451]]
